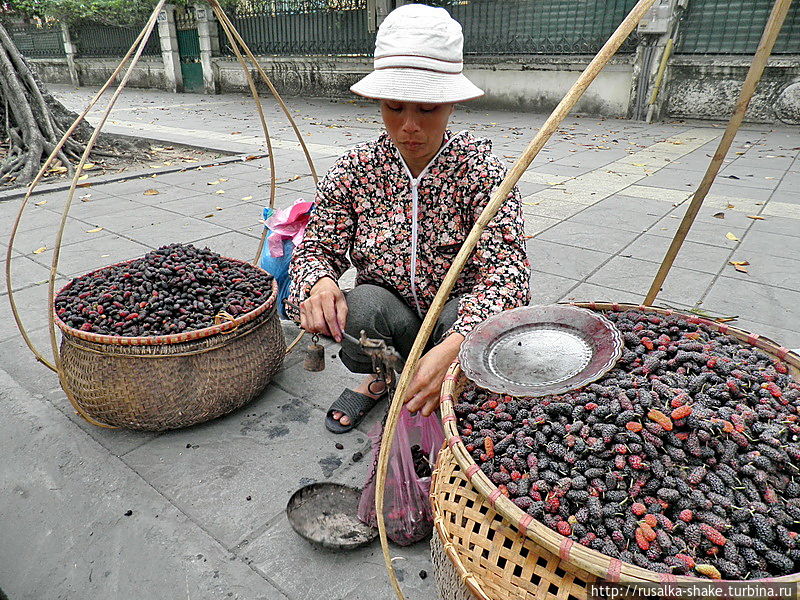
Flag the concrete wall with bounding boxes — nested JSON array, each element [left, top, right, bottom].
[[665, 55, 800, 124], [31, 53, 800, 124], [213, 54, 636, 117], [31, 57, 171, 90]]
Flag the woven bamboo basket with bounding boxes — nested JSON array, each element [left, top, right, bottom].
[[431, 445, 599, 600], [437, 302, 800, 594], [54, 258, 285, 431]]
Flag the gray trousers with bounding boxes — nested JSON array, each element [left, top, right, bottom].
[[339, 284, 461, 375]]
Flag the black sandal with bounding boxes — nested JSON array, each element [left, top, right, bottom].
[[326, 388, 387, 434]]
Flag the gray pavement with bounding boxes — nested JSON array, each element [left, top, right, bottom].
[[1, 84, 799, 600]]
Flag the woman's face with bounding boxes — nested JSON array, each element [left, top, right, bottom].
[[380, 101, 454, 171]]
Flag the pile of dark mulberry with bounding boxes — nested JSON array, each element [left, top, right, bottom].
[[55, 243, 273, 337], [455, 310, 800, 580]]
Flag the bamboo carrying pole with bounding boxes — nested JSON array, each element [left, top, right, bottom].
[[4, 6, 165, 373], [5, 1, 318, 379], [643, 0, 794, 306], [373, 1, 658, 598]]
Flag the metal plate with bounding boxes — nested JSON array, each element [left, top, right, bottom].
[[459, 305, 624, 397], [286, 482, 377, 551]]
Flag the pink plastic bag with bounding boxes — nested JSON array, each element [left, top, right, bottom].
[[357, 409, 445, 546]]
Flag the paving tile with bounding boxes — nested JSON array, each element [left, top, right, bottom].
[[0, 280, 66, 343], [536, 220, 640, 254], [245, 516, 435, 600], [191, 230, 263, 262], [123, 183, 208, 205], [528, 271, 580, 305], [747, 214, 800, 238], [619, 234, 733, 275], [521, 197, 586, 220], [1, 254, 60, 291], [702, 276, 800, 334], [649, 214, 746, 248], [28, 234, 153, 277], [525, 238, 611, 280], [120, 216, 229, 248], [723, 250, 800, 292], [736, 229, 800, 260], [586, 256, 713, 306], [568, 203, 661, 233], [124, 386, 371, 548], [728, 317, 800, 349], [522, 215, 560, 238]]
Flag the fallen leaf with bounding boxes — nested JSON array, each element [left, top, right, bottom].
[[204, 214, 215, 218], [215, 190, 225, 195], [747, 215, 765, 220], [726, 175, 740, 180], [219, 178, 228, 182], [34, 200, 47, 206], [632, 163, 648, 167], [713, 212, 725, 219], [33, 246, 47, 254], [48, 165, 67, 174], [80, 194, 92, 202], [230, 131, 242, 135], [101, 254, 110, 258], [143, 189, 160, 196], [241, 196, 253, 201], [83, 163, 96, 170], [729, 260, 750, 273], [245, 155, 259, 161], [726, 203, 735, 209], [207, 180, 220, 185], [725, 232, 740, 242], [287, 175, 301, 182], [215, 206, 223, 211], [86, 227, 103, 233], [77, 174, 88, 181]]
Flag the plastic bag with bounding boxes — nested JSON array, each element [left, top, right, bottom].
[[258, 200, 314, 318], [357, 409, 445, 546]]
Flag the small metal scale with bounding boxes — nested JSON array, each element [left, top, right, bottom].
[[288, 328, 404, 551]]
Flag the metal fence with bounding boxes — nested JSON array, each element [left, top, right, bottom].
[[676, 0, 800, 54], [426, 0, 640, 54], [7, 23, 65, 58], [220, 0, 640, 57], [71, 22, 161, 58], [220, 0, 373, 56]]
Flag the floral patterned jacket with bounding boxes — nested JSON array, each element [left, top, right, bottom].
[[286, 130, 531, 338]]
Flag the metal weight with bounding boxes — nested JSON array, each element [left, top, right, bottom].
[[304, 333, 325, 372]]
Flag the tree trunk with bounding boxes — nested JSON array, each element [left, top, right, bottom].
[[0, 22, 135, 188]]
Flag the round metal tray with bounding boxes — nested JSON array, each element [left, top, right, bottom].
[[286, 482, 377, 551], [459, 304, 624, 397]]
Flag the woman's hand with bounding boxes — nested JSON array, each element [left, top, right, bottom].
[[404, 332, 464, 417], [299, 277, 348, 342]]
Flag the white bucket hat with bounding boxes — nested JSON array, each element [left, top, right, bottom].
[[350, 3, 484, 104]]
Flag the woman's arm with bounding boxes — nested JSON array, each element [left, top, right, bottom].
[[286, 155, 357, 337]]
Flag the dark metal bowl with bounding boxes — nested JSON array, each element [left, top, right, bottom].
[[286, 482, 378, 551]]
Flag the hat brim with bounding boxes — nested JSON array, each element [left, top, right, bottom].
[[350, 68, 484, 104]]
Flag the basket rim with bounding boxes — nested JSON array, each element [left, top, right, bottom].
[[439, 301, 800, 585], [53, 254, 278, 346]]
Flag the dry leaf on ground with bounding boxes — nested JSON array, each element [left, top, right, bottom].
[[725, 232, 740, 242], [713, 212, 725, 219], [729, 260, 750, 273], [143, 189, 160, 196], [34, 200, 47, 206], [86, 227, 103, 233], [747, 215, 765, 220], [33, 246, 46, 254]]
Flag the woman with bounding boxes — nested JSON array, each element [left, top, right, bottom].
[[286, 3, 531, 433]]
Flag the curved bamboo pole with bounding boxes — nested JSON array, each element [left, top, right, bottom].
[[373, 1, 658, 597], [206, 0, 319, 267], [44, 1, 167, 428], [4, 10, 161, 373], [643, 0, 794, 306]]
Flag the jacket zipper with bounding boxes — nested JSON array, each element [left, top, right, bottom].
[[395, 133, 462, 318]]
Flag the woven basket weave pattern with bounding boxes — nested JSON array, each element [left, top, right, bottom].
[[431, 446, 597, 600], [438, 302, 800, 587], [59, 296, 285, 431]]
